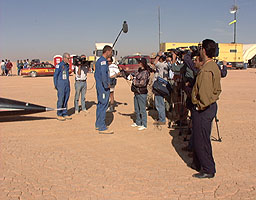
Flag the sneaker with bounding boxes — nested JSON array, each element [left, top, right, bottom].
[[99, 129, 114, 134], [138, 126, 147, 131], [63, 115, 72, 120], [75, 110, 79, 114], [131, 123, 138, 127], [57, 116, 66, 121]]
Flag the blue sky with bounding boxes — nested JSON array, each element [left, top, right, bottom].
[[0, 0, 255, 61]]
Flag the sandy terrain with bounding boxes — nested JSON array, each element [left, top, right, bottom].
[[0, 69, 256, 200]]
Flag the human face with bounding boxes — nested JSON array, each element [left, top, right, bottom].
[[139, 62, 144, 69], [107, 58, 112, 64], [63, 55, 71, 63], [107, 49, 113, 58]]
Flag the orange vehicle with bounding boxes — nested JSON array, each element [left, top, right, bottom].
[[21, 63, 72, 77]]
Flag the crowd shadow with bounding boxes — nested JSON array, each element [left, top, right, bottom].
[[117, 112, 136, 123], [0, 116, 55, 123], [67, 101, 96, 115], [147, 109, 158, 121], [169, 128, 193, 168], [106, 112, 114, 126]]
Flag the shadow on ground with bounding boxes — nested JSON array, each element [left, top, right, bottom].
[[117, 112, 136, 123], [148, 109, 158, 121], [169, 128, 193, 168], [106, 112, 114, 126], [0, 116, 55, 123], [68, 101, 96, 115]]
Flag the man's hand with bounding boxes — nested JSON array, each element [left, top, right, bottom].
[[223, 60, 227, 66]]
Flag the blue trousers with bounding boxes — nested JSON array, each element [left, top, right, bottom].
[[95, 87, 110, 131], [134, 94, 147, 127], [155, 95, 166, 122], [57, 85, 70, 116], [192, 103, 217, 174], [74, 80, 87, 111]]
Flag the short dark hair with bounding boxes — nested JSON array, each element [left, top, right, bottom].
[[202, 39, 217, 58], [103, 45, 112, 54]]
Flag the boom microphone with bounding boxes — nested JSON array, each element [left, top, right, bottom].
[[113, 21, 128, 48], [123, 21, 128, 33]]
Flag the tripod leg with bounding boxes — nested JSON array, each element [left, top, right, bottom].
[[215, 116, 222, 142]]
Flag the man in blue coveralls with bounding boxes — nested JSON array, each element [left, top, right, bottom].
[[94, 45, 114, 134], [54, 52, 72, 121]]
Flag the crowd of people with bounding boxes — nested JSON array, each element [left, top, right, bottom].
[[53, 40, 226, 179], [1, 59, 13, 76], [0, 59, 31, 76]]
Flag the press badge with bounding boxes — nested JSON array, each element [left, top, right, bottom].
[[101, 61, 106, 66], [62, 70, 67, 80]]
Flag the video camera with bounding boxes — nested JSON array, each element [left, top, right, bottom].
[[73, 56, 92, 66]]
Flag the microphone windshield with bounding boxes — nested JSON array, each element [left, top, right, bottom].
[[123, 21, 128, 33]]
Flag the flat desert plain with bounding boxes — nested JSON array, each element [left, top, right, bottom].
[[0, 69, 256, 200]]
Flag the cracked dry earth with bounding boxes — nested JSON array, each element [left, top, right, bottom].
[[0, 69, 256, 200]]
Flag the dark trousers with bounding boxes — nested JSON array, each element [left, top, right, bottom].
[[192, 103, 217, 174]]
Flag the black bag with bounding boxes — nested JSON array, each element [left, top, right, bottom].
[[110, 78, 117, 86], [131, 83, 138, 93], [152, 77, 172, 97]]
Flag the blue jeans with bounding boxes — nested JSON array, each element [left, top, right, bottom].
[[134, 94, 147, 127], [57, 85, 70, 116], [155, 95, 166, 122], [74, 80, 87, 111], [95, 87, 110, 131]]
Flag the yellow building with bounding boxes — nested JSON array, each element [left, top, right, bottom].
[[160, 42, 244, 68]]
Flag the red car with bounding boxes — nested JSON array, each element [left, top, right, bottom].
[[118, 55, 150, 74], [21, 63, 72, 77]]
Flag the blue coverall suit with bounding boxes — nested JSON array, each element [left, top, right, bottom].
[[53, 61, 70, 116], [94, 56, 110, 131]]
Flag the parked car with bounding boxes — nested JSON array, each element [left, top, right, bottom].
[[21, 62, 72, 77], [21, 63, 56, 77], [118, 55, 150, 74]]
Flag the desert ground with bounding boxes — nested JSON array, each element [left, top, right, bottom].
[[0, 68, 256, 200]]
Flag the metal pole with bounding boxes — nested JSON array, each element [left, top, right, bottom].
[[158, 6, 161, 51], [234, 12, 236, 43]]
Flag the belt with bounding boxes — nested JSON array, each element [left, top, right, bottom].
[[76, 79, 86, 82]]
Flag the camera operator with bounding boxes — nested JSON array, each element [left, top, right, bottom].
[[147, 55, 156, 110], [74, 54, 89, 114], [167, 51, 192, 126], [153, 52, 169, 125], [191, 39, 221, 179]]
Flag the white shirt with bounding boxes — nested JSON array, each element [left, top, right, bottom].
[[108, 63, 120, 77], [74, 65, 88, 81]]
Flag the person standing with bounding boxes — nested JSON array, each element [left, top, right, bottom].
[[1, 60, 5, 76], [130, 58, 150, 131], [153, 53, 169, 125], [74, 55, 89, 114], [94, 45, 113, 134], [147, 56, 156, 110], [191, 39, 222, 179], [107, 57, 120, 112], [5, 60, 13, 76], [54, 52, 72, 121]]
